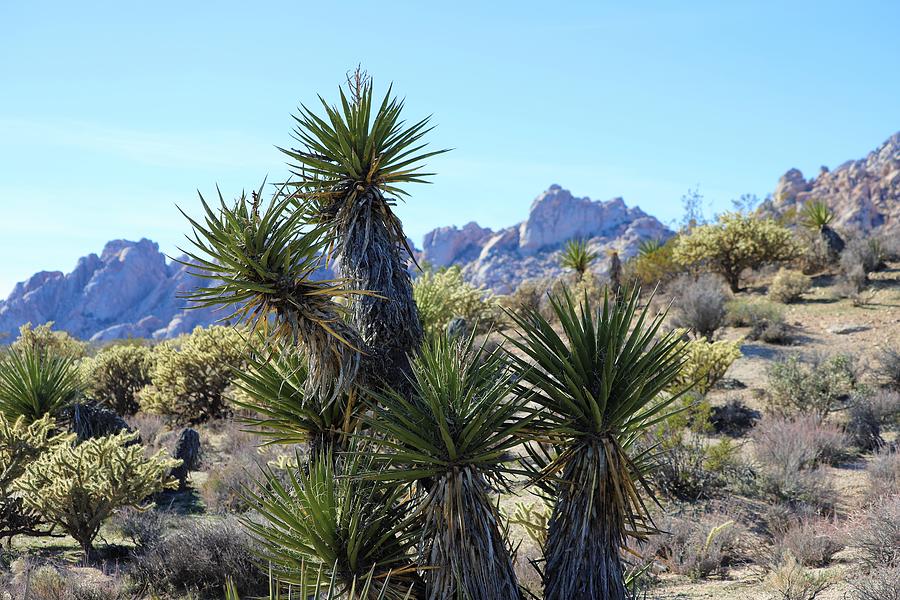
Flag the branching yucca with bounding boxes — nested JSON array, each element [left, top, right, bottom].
[[232, 345, 364, 453], [243, 449, 422, 600], [800, 199, 844, 258], [364, 334, 532, 600], [179, 183, 364, 396], [281, 75, 448, 391], [0, 346, 82, 422], [505, 288, 690, 600], [559, 238, 598, 282]]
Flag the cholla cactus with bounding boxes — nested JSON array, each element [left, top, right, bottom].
[[667, 336, 742, 396], [0, 414, 73, 541], [80, 344, 153, 415], [15, 430, 180, 561]]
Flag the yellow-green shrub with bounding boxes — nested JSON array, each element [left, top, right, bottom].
[[139, 326, 247, 424], [10, 322, 87, 360], [672, 212, 801, 292], [81, 344, 153, 415], [623, 237, 681, 287], [668, 336, 742, 396], [768, 268, 811, 304], [15, 430, 179, 560], [413, 266, 494, 336]]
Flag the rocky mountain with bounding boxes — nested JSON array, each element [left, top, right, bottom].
[[0, 239, 221, 342], [421, 185, 674, 292], [769, 131, 900, 232]]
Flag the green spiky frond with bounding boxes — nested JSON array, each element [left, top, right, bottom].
[[0, 347, 82, 422], [504, 287, 690, 600], [179, 183, 365, 395], [800, 199, 835, 230], [281, 80, 448, 210], [559, 238, 599, 277], [637, 238, 664, 257], [364, 334, 530, 600], [243, 449, 421, 600], [232, 345, 364, 452]]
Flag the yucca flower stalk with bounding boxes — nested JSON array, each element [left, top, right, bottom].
[[505, 287, 689, 600], [179, 182, 365, 397], [281, 73, 448, 392], [800, 199, 844, 258], [243, 448, 423, 600], [559, 238, 598, 282], [364, 334, 533, 600], [0, 346, 82, 422]]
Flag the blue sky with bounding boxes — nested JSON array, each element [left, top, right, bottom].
[[1, 1, 898, 297]]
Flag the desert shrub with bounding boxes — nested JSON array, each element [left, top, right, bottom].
[[623, 236, 681, 287], [798, 231, 832, 274], [413, 265, 494, 336], [867, 447, 900, 500], [768, 268, 811, 304], [668, 273, 729, 339], [877, 347, 900, 390], [752, 416, 842, 510], [1, 558, 125, 600], [763, 553, 831, 600], [63, 402, 133, 442], [138, 326, 248, 424], [199, 454, 260, 514], [726, 298, 790, 343], [769, 519, 843, 568], [846, 565, 900, 600], [842, 236, 887, 275], [848, 497, 900, 568], [645, 511, 745, 579], [710, 398, 760, 436], [15, 430, 179, 560], [667, 337, 741, 395], [81, 344, 153, 415], [766, 354, 857, 417], [502, 277, 548, 314], [864, 388, 900, 426], [113, 505, 169, 550], [10, 322, 87, 360], [0, 346, 82, 422], [846, 398, 885, 452], [128, 516, 266, 598], [0, 414, 71, 541], [672, 212, 801, 292]]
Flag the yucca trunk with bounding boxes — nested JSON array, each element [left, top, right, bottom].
[[820, 225, 845, 258], [544, 438, 630, 600], [335, 186, 423, 392], [421, 466, 521, 600]]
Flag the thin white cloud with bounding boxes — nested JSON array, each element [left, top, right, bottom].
[[0, 117, 279, 169]]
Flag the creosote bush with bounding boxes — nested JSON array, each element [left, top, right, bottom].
[[138, 326, 248, 424], [766, 353, 857, 417], [768, 268, 811, 304], [81, 344, 153, 416], [15, 430, 179, 560]]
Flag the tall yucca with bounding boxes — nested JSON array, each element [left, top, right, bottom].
[[232, 345, 364, 454], [281, 72, 448, 391], [364, 334, 533, 600], [179, 182, 364, 396], [0, 347, 82, 422], [559, 238, 598, 282], [505, 288, 689, 600], [800, 199, 844, 258]]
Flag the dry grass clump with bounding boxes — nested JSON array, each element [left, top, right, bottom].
[[766, 518, 844, 569], [768, 269, 811, 304], [668, 273, 729, 340], [847, 497, 900, 569], [726, 298, 791, 343], [866, 447, 900, 500], [763, 553, 832, 600]]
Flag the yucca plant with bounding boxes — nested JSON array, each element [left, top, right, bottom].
[[800, 199, 844, 258], [232, 345, 364, 454], [179, 183, 366, 397], [505, 287, 690, 600], [280, 72, 448, 391], [225, 564, 417, 600], [559, 238, 598, 282], [637, 238, 664, 258], [364, 334, 533, 600], [243, 448, 422, 600], [0, 346, 82, 422]]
